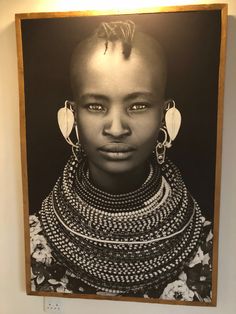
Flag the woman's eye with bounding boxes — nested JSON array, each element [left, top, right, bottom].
[[128, 103, 148, 111], [87, 104, 105, 112]]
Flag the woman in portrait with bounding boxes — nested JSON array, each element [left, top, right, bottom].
[[29, 21, 213, 302]]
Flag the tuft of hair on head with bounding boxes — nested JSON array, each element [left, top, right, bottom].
[[95, 20, 136, 58]]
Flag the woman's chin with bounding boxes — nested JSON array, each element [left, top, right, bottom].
[[97, 160, 139, 175]]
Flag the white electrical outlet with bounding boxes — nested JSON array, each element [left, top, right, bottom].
[[44, 297, 63, 313]]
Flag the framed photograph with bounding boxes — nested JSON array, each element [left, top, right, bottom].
[[15, 3, 227, 306]]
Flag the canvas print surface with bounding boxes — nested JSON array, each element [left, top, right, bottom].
[[16, 5, 227, 305]]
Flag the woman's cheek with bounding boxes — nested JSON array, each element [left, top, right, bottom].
[[78, 121, 102, 151], [133, 115, 161, 140]]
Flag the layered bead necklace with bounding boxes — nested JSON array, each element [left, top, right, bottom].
[[40, 155, 203, 294]]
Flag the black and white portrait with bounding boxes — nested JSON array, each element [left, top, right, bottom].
[[16, 4, 227, 305]]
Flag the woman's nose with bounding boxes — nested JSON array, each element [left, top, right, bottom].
[[103, 110, 131, 138]]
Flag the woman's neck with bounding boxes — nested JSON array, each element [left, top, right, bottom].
[[87, 162, 151, 194]]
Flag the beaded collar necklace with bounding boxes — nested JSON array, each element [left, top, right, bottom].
[[40, 155, 203, 293]]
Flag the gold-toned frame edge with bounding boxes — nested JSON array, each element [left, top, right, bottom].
[[15, 3, 226, 19], [15, 16, 32, 296], [211, 2, 228, 307], [15, 3, 228, 306]]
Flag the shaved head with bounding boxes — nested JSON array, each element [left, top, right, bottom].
[[70, 22, 167, 102]]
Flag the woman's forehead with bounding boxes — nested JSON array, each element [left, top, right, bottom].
[[70, 33, 167, 99], [72, 41, 166, 88]]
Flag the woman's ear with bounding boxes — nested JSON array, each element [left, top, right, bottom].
[[60, 100, 76, 112], [68, 100, 76, 112], [159, 100, 168, 124], [163, 99, 170, 111], [68, 101, 77, 125], [70, 101, 80, 143]]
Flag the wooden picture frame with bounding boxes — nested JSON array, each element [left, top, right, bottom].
[[15, 3, 227, 306]]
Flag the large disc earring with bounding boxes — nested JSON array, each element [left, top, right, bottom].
[[156, 100, 182, 164], [57, 100, 83, 161], [164, 99, 181, 145]]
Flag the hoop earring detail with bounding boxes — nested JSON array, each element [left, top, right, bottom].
[[156, 127, 168, 164]]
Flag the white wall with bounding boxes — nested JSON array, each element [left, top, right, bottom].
[[1, 0, 236, 313]]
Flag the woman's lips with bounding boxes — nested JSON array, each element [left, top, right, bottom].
[[98, 143, 135, 160], [99, 143, 135, 152]]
